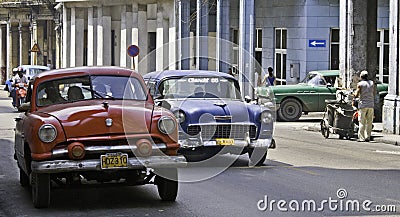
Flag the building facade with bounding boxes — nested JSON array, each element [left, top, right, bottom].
[[0, 0, 57, 84], [59, 0, 176, 74]]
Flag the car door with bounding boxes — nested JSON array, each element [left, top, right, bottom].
[[14, 110, 28, 172], [299, 74, 325, 111]]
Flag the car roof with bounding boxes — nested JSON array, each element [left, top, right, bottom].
[[34, 66, 138, 81], [308, 70, 339, 77], [143, 70, 234, 80], [19, 65, 50, 70]]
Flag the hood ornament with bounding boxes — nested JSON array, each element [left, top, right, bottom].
[[105, 118, 113, 127]]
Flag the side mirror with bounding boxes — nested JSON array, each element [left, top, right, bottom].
[[156, 100, 171, 110], [18, 102, 30, 112], [155, 100, 162, 106], [244, 95, 252, 103]]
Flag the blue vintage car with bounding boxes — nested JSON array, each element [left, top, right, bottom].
[[143, 70, 275, 166]]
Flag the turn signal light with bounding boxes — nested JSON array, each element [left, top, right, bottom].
[[135, 139, 152, 157], [68, 142, 85, 160]]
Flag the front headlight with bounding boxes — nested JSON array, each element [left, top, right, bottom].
[[38, 124, 57, 143], [158, 116, 176, 135], [173, 110, 186, 123], [260, 111, 273, 124]]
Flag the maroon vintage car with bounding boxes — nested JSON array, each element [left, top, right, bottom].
[[14, 66, 186, 208]]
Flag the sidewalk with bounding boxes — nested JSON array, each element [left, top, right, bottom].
[[303, 117, 400, 146], [0, 84, 21, 140]]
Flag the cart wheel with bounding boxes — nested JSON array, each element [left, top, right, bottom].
[[348, 124, 355, 139], [320, 119, 329, 138]]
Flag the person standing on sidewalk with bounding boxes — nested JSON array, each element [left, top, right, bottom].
[[354, 70, 375, 142], [262, 67, 276, 86]]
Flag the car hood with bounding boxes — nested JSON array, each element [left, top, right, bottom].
[[38, 100, 153, 139], [164, 99, 254, 124], [270, 83, 312, 93]]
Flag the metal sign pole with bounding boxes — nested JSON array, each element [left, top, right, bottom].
[[127, 45, 139, 71]]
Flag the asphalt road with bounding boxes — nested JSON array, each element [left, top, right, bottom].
[[0, 96, 399, 217]]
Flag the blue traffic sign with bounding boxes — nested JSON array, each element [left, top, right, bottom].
[[127, 45, 140, 57], [309, 40, 326, 47]]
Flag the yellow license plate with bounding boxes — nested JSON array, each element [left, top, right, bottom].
[[101, 153, 128, 169], [216, 138, 234, 146]]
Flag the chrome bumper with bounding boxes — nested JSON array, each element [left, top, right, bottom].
[[31, 155, 187, 174], [179, 138, 272, 149]]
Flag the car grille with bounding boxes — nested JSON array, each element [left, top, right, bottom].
[[187, 124, 257, 139]]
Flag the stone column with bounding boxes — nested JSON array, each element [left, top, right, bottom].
[[62, 6, 70, 68], [131, 3, 139, 69], [196, 0, 209, 70], [138, 5, 147, 72], [70, 8, 84, 67], [70, 7, 76, 67], [339, 0, 348, 88], [21, 24, 30, 65], [239, 0, 255, 98], [178, 0, 190, 70], [339, 0, 377, 89], [383, 0, 400, 134], [30, 20, 38, 65], [216, 0, 230, 73], [18, 23, 23, 66], [76, 8, 84, 66], [47, 21, 53, 66], [120, 5, 127, 67], [125, 6, 132, 68], [96, 6, 111, 66], [0, 24, 6, 82], [88, 7, 94, 66], [169, 12, 176, 70], [156, 8, 164, 71], [55, 20, 61, 69], [7, 21, 13, 76], [103, 7, 112, 66], [97, 6, 104, 66], [0, 25, 4, 66]]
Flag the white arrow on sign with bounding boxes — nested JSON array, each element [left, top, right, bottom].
[[311, 41, 325, 46]]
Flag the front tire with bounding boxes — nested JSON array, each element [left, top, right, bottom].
[[19, 167, 29, 187], [248, 148, 268, 166], [155, 169, 178, 201], [31, 173, 50, 208], [278, 98, 302, 122]]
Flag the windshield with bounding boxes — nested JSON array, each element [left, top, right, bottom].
[[28, 68, 48, 76], [302, 73, 327, 86], [158, 77, 241, 100], [36, 75, 147, 106]]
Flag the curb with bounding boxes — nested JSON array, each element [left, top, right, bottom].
[[372, 136, 400, 146], [304, 123, 400, 146]]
